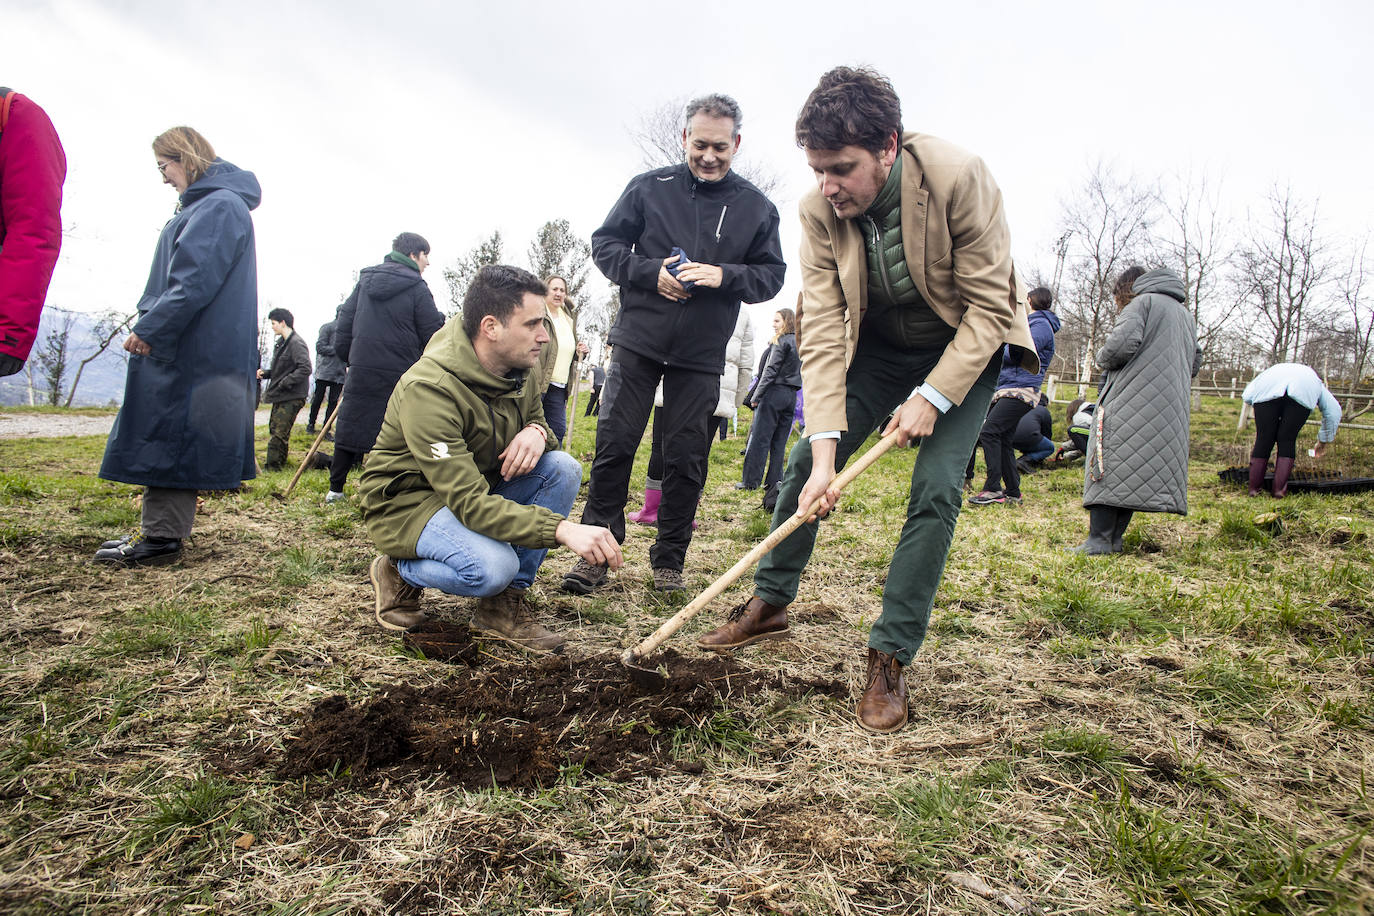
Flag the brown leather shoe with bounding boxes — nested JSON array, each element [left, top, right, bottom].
[[856, 648, 908, 733], [696, 596, 790, 651], [371, 555, 426, 631], [472, 587, 566, 655]]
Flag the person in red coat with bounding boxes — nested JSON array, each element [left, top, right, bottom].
[[0, 88, 67, 377]]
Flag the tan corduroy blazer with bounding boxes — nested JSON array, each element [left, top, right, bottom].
[[797, 132, 1036, 434]]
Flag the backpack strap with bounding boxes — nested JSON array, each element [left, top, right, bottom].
[[0, 88, 13, 134]]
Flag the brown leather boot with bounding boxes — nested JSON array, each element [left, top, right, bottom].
[[856, 648, 908, 733], [472, 587, 566, 655], [371, 555, 426, 631], [696, 596, 789, 650]]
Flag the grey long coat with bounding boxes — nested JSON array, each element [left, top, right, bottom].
[[1083, 269, 1201, 514]]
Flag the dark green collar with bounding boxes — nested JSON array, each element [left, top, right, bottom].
[[385, 250, 419, 271], [865, 154, 903, 220]]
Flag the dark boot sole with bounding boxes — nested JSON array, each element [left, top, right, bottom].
[[93, 550, 182, 568], [560, 575, 605, 596], [697, 628, 791, 652]]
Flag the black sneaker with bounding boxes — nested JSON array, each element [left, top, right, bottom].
[[561, 558, 609, 595], [93, 534, 182, 567]]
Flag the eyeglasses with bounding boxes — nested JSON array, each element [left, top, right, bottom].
[[156, 160, 177, 174]]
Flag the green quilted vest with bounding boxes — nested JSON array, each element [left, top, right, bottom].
[[860, 157, 955, 350]]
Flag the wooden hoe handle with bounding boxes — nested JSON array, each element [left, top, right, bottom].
[[622, 429, 899, 666]]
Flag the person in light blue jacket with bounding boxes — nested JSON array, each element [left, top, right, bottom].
[[1242, 363, 1341, 498]]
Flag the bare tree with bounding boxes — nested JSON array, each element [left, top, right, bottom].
[[526, 219, 593, 303], [442, 230, 504, 316], [1338, 236, 1371, 382], [1236, 185, 1331, 363], [1154, 169, 1238, 362], [1055, 161, 1157, 377], [631, 97, 784, 201], [34, 309, 76, 406], [64, 311, 136, 407]]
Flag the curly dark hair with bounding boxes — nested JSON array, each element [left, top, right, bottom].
[[795, 66, 902, 155]]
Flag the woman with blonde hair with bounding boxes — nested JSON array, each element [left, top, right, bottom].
[[96, 127, 262, 566], [536, 274, 589, 447], [740, 304, 801, 493]]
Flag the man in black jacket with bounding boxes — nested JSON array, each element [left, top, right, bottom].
[[258, 307, 312, 471], [328, 232, 444, 502], [562, 94, 786, 595]]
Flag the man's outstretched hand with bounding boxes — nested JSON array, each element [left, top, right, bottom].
[[556, 521, 623, 569]]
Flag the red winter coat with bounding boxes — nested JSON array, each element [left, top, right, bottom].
[[0, 91, 67, 363]]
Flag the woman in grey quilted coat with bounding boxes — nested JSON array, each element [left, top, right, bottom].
[[1073, 266, 1202, 554]]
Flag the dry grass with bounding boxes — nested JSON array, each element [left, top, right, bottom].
[[1, 396, 1372, 914]]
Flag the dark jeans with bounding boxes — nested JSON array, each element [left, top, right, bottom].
[[308, 380, 342, 430], [1251, 396, 1311, 460], [975, 396, 1033, 498], [542, 383, 569, 447], [265, 398, 305, 470], [753, 335, 999, 666], [742, 384, 798, 489], [581, 347, 718, 572], [584, 385, 602, 416]]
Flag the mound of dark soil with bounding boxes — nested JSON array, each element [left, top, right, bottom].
[[277, 651, 844, 790]]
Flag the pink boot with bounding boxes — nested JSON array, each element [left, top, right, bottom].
[[628, 486, 661, 525]]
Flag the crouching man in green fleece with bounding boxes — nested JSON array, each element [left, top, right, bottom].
[[359, 265, 623, 653]]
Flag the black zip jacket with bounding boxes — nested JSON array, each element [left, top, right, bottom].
[[592, 163, 785, 374], [262, 330, 312, 403], [752, 332, 801, 404]]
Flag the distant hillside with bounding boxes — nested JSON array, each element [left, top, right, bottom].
[[0, 308, 130, 407]]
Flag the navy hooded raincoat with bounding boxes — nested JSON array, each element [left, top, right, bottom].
[[99, 159, 261, 490]]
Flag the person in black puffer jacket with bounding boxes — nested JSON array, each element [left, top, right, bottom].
[[741, 305, 801, 491], [563, 93, 785, 595], [328, 231, 444, 501]]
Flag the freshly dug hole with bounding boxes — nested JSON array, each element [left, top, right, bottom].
[[277, 650, 844, 789]]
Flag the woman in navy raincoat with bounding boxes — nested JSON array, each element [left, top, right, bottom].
[[95, 127, 261, 567]]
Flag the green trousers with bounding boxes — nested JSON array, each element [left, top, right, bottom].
[[753, 336, 999, 666], [265, 398, 305, 471]]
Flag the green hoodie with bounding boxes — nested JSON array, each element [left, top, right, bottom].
[[358, 320, 559, 559]]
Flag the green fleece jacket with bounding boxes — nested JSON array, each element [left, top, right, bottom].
[[358, 321, 559, 559]]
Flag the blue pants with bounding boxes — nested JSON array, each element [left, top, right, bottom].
[[396, 450, 580, 596], [1022, 437, 1055, 462], [541, 384, 569, 446]]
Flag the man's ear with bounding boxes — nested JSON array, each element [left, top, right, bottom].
[[480, 314, 503, 341], [881, 131, 900, 168], [732, 132, 741, 153]]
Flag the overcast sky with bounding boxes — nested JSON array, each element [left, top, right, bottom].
[[12, 0, 1373, 358]]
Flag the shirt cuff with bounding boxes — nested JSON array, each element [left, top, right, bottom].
[[917, 383, 952, 414], [809, 430, 841, 442]]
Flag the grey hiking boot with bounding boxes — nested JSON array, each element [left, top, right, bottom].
[[651, 567, 685, 593], [471, 587, 565, 655], [561, 557, 609, 595], [370, 555, 427, 631]]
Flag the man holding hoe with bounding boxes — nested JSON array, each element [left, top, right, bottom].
[[696, 67, 1038, 733]]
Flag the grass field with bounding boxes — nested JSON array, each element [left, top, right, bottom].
[[1, 394, 1371, 914]]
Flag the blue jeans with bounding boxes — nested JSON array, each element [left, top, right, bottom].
[[396, 450, 580, 596], [1022, 437, 1055, 462]]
